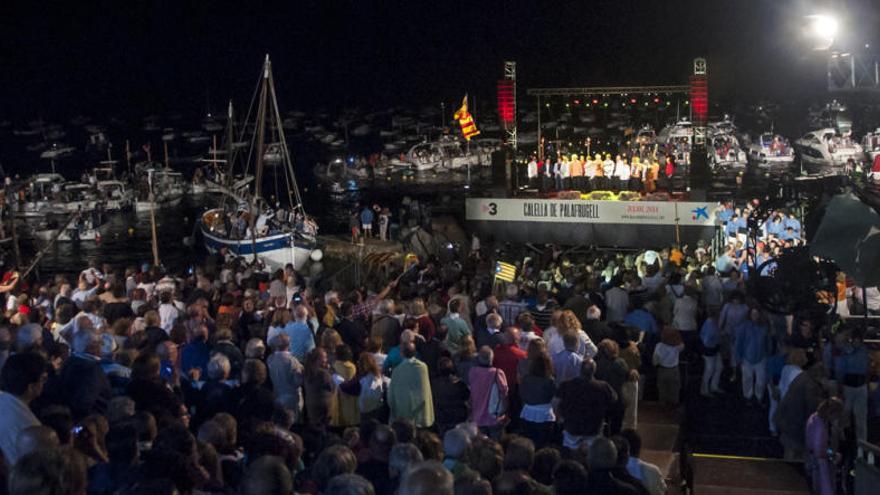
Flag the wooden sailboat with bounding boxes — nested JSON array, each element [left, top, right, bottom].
[[199, 55, 317, 270]]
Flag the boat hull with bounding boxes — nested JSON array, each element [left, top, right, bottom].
[[201, 226, 313, 270]]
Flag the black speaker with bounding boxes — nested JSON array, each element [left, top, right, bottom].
[[689, 144, 710, 190]]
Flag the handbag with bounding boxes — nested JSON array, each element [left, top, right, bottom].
[[487, 370, 508, 419]]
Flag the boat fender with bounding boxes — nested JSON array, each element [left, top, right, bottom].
[[310, 249, 323, 262]]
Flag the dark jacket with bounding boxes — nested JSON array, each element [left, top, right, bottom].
[[126, 378, 184, 420], [372, 314, 401, 351], [57, 354, 112, 420], [431, 374, 470, 428]]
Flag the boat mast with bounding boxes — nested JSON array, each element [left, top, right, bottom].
[[225, 99, 235, 183], [266, 59, 304, 213], [249, 55, 270, 263]]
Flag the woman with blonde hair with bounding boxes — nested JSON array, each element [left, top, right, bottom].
[[454, 334, 479, 386], [330, 344, 360, 427], [552, 309, 598, 358], [409, 298, 435, 341], [356, 352, 389, 423]]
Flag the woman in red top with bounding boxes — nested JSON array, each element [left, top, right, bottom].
[[410, 299, 435, 341], [664, 156, 676, 178]]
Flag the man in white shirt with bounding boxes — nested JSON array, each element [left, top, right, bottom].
[[604, 278, 630, 324], [527, 158, 538, 189], [616, 160, 631, 191], [622, 429, 668, 495], [0, 353, 46, 465], [560, 158, 571, 190]]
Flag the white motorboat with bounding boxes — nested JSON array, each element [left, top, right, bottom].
[[748, 133, 795, 170], [861, 129, 880, 162], [33, 222, 102, 242], [200, 55, 317, 271], [96, 180, 134, 211], [658, 120, 694, 164], [134, 168, 186, 213], [405, 135, 483, 171], [794, 128, 863, 174], [351, 124, 371, 136], [40, 144, 76, 160], [708, 133, 748, 170]]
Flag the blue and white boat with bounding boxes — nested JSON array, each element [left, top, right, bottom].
[[199, 55, 318, 271]]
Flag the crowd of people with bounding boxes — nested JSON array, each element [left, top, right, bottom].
[[0, 201, 875, 495]]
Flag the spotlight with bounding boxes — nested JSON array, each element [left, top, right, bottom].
[[804, 14, 838, 50]]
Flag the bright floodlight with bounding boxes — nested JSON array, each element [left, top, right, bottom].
[[804, 14, 838, 50]]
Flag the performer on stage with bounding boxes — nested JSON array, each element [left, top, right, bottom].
[[630, 157, 644, 192], [616, 157, 631, 191], [570, 153, 584, 192]]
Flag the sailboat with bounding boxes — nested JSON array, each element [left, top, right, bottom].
[[199, 55, 317, 270]]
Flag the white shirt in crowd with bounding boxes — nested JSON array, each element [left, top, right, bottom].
[[0, 392, 40, 465], [626, 456, 668, 495], [653, 342, 684, 368], [672, 294, 699, 332], [527, 160, 538, 179]]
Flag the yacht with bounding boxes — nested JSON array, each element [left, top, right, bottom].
[[405, 135, 484, 171], [133, 167, 185, 213], [748, 133, 795, 170], [794, 128, 863, 174], [708, 133, 748, 170], [861, 129, 880, 162]]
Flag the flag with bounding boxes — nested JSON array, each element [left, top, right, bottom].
[[495, 261, 516, 283], [453, 94, 480, 141]]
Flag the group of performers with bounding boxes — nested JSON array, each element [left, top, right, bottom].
[[526, 152, 680, 193]]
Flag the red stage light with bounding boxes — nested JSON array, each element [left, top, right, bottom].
[[630, 98, 637, 104], [592, 99, 598, 105], [574, 99, 580, 105], [654, 97, 660, 103], [496, 80, 515, 126], [689, 74, 708, 125]]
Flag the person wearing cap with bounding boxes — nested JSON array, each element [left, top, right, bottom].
[[653, 327, 684, 406]]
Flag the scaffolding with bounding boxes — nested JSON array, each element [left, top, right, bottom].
[[526, 85, 690, 160], [503, 61, 517, 150]]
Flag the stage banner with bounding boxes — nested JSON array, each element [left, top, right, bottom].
[[466, 198, 718, 227]]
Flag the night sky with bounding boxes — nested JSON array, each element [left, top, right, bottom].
[[2, 0, 878, 119]]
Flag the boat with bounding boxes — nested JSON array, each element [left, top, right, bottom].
[[96, 180, 134, 211], [39, 144, 76, 160], [658, 119, 694, 164], [133, 167, 185, 213], [861, 129, 880, 162], [33, 221, 102, 242], [708, 133, 748, 171], [748, 133, 795, 170], [199, 55, 318, 271], [793, 128, 863, 175], [404, 135, 483, 171]]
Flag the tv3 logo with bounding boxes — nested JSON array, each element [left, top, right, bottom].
[[481, 202, 498, 216]]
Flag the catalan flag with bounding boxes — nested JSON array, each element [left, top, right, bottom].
[[453, 94, 480, 141], [495, 261, 516, 283]]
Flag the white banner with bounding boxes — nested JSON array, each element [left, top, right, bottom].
[[466, 198, 718, 227]]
